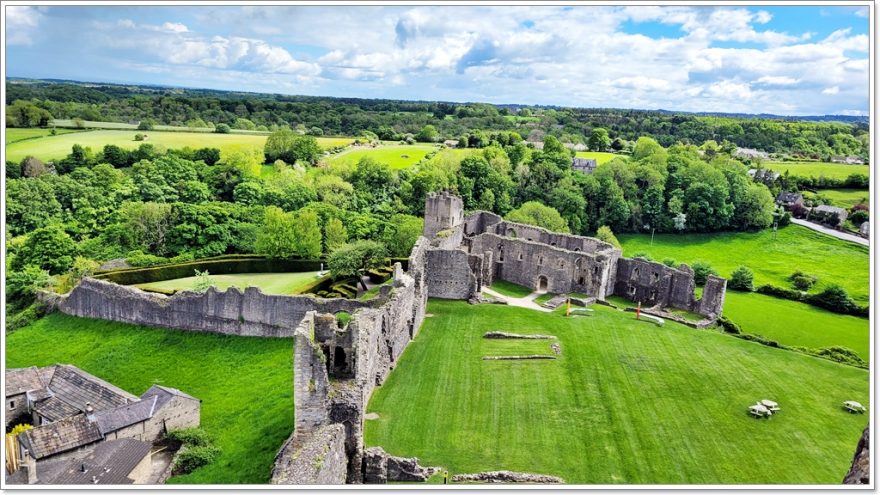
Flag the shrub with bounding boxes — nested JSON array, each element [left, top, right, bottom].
[[756, 284, 805, 301], [788, 271, 817, 291], [167, 427, 213, 447], [6, 266, 52, 310], [192, 269, 216, 293], [595, 225, 621, 249], [137, 120, 155, 131], [807, 284, 858, 314], [134, 133, 146, 141], [174, 445, 221, 474], [777, 211, 792, 227], [661, 258, 677, 268], [691, 261, 718, 285], [631, 251, 652, 261], [6, 303, 47, 333], [812, 346, 867, 368], [728, 266, 754, 291], [215, 123, 231, 134], [717, 316, 741, 334], [849, 210, 868, 225]]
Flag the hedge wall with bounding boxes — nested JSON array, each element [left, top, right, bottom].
[[755, 284, 868, 318]]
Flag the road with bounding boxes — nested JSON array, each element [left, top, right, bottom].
[[790, 218, 869, 247]]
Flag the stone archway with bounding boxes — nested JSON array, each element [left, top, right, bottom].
[[537, 275, 549, 292]]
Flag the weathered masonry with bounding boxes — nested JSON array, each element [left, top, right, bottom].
[[422, 191, 726, 319]]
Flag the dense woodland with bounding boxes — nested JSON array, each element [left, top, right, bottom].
[[6, 80, 870, 159]]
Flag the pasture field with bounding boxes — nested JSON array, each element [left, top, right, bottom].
[[5, 129, 353, 162], [365, 300, 868, 484], [135, 271, 322, 295], [575, 151, 624, 165], [618, 225, 869, 304], [806, 189, 870, 209], [7, 313, 293, 484], [5, 127, 82, 144], [763, 161, 869, 180], [723, 291, 868, 361], [325, 144, 438, 170], [51, 119, 270, 134]]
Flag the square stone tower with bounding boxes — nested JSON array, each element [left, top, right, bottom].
[[423, 191, 464, 238]]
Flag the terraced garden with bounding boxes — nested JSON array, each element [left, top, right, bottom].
[[365, 299, 868, 484]]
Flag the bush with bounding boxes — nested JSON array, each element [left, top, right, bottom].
[[137, 120, 155, 131], [174, 445, 221, 474], [6, 266, 52, 310], [807, 284, 859, 314], [717, 316, 741, 334], [215, 123, 231, 134], [777, 211, 792, 227], [756, 284, 805, 301], [788, 271, 817, 291], [849, 209, 868, 225], [134, 133, 146, 141], [691, 261, 718, 285], [728, 266, 754, 291], [631, 251, 652, 261], [661, 258, 677, 268], [812, 346, 867, 368], [6, 303, 47, 333], [167, 427, 213, 447]]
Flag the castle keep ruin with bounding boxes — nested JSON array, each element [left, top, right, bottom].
[[46, 191, 726, 485]]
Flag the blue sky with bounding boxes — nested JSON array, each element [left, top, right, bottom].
[[5, 4, 871, 115]]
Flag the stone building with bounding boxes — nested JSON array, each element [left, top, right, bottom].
[[8, 438, 153, 485], [7, 365, 199, 464], [775, 191, 804, 210], [812, 204, 848, 225], [571, 157, 598, 174]]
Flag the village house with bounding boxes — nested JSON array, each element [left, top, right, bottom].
[[830, 155, 864, 165], [6, 365, 200, 466], [9, 438, 153, 485], [860, 221, 869, 237], [735, 147, 769, 160], [571, 157, 598, 175], [812, 204, 849, 226], [442, 139, 459, 148], [775, 191, 804, 210]]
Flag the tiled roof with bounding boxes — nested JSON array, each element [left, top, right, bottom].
[[33, 396, 82, 423], [5, 367, 46, 397], [45, 365, 137, 412], [19, 414, 103, 459], [140, 385, 199, 410], [92, 397, 156, 435], [48, 439, 151, 485]]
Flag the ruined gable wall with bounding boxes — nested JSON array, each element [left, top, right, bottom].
[[612, 258, 726, 318], [56, 278, 376, 338], [697, 275, 727, 318], [425, 249, 477, 300]]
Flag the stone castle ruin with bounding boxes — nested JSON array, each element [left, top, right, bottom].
[[44, 191, 726, 485]]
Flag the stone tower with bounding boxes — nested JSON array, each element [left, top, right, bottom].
[[423, 192, 464, 238]]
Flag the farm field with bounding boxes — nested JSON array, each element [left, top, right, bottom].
[[575, 151, 624, 165], [135, 271, 322, 295], [5, 127, 82, 144], [5, 129, 353, 162], [365, 300, 868, 484], [807, 189, 870, 209], [6, 313, 293, 484], [325, 144, 438, 170], [51, 119, 271, 134], [618, 225, 869, 304], [723, 291, 869, 361], [763, 161, 869, 180]]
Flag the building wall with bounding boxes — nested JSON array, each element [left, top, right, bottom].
[[425, 249, 478, 299], [128, 452, 153, 484], [6, 393, 28, 428]]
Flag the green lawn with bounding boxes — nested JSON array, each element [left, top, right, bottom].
[[5, 127, 82, 145], [6, 313, 293, 484], [135, 272, 322, 295], [618, 225, 869, 304], [489, 280, 534, 298], [763, 161, 869, 180], [326, 144, 438, 170], [5, 130, 352, 162], [723, 291, 869, 361], [807, 189, 870, 209], [365, 300, 868, 484], [575, 151, 625, 165]]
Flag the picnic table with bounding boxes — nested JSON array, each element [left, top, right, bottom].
[[760, 400, 780, 412], [748, 403, 772, 418], [843, 401, 866, 413]]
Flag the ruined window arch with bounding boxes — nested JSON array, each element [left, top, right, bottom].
[[575, 258, 582, 268], [593, 266, 599, 275], [518, 252, 523, 261], [559, 260, 565, 269], [506, 228, 517, 238], [574, 247, 581, 252], [538, 256, 543, 266], [652, 272, 659, 283], [578, 276, 585, 285], [537, 276, 549, 292], [633, 267, 640, 277], [629, 286, 637, 296], [499, 249, 505, 262]]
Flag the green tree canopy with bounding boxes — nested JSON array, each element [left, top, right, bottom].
[[506, 201, 570, 233]]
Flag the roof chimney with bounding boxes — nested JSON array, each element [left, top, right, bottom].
[[23, 449, 37, 485], [85, 402, 94, 414]]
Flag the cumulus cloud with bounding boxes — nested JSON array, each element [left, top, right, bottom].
[[6, 6, 46, 45], [755, 76, 800, 86], [822, 86, 840, 95]]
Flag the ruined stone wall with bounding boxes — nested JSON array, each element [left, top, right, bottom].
[[425, 249, 478, 299], [843, 426, 869, 484], [468, 233, 617, 297], [488, 220, 616, 255], [612, 258, 726, 318], [423, 192, 464, 239], [272, 424, 348, 485], [698, 275, 727, 318], [56, 278, 377, 338]]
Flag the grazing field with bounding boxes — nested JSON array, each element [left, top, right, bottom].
[[135, 271, 322, 295], [575, 151, 624, 165], [723, 291, 868, 360], [5, 127, 82, 144], [6, 313, 293, 484], [365, 300, 868, 484], [807, 189, 870, 209], [5, 129, 353, 162], [325, 144, 438, 170], [618, 225, 869, 304], [763, 161, 869, 180]]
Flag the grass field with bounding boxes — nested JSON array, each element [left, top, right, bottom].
[[135, 272, 322, 295], [763, 161, 869, 180], [723, 291, 869, 360], [806, 189, 870, 209], [575, 151, 624, 165], [325, 144, 438, 170], [618, 225, 869, 304], [365, 300, 868, 484], [5, 127, 82, 145], [489, 280, 534, 298], [5, 130, 353, 162], [7, 313, 293, 484]]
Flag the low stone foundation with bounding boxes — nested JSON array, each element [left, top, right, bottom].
[[362, 447, 439, 483], [452, 471, 564, 484], [483, 332, 555, 339], [481, 355, 556, 361]]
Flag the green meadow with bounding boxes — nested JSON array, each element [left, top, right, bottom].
[[325, 144, 439, 170], [618, 225, 869, 304], [763, 161, 869, 180], [7, 314, 293, 484], [365, 300, 868, 484], [575, 151, 624, 165], [5, 127, 83, 145], [135, 271, 322, 295], [807, 189, 870, 209]]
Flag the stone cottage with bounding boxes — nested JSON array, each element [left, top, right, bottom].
[[571, 157, 598, 174], [775, 191, 804, 210], [9, 438, 153, 485]]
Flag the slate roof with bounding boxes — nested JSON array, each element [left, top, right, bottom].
[[571, 157, 597, 174], [815, 204, 848, 216], [5, 367, 46, 397], [33, 396, 83, 423], [8, 439, 152, 485], [776, 191, 802, 204], [19, 414, 103, 459], [141, 385, 200, 410], [92, 396, 156, 435], [44, 365, 138, 412]]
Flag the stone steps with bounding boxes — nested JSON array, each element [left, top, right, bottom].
[[541, 294, 568, 309]]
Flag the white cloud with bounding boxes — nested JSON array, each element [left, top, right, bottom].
[[608, 76, 671, 91], [822, 86, 840, 95], [6, 6, 45, 45], [755, 76, 800, 86], [161, 22, 189, 33]]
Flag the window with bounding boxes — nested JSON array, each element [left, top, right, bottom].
[[499, 249, 504, 262], [633, 267, 640, 277], [9, 401, 14, 410], [578, 277, 585, 285], [629, 286, 637, 296], [518, 253, 523, 261], [575, 258, 582, 268], [652, 272, 659, 283], [538, 256, 543, 266], [593, 266, 599, 275], [559, 260, 565, 269]]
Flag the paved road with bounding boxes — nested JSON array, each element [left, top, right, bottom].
[[790, 218, 869, 247]]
